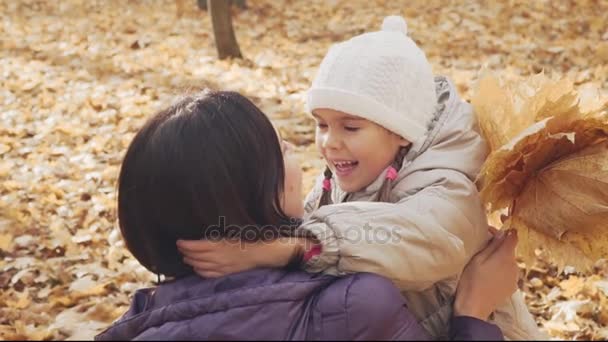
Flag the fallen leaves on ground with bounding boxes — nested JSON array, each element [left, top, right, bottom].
[[520, 253, 608, 340], [1, 0, 607, 340]]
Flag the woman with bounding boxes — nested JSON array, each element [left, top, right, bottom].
[[96, 91, 517, 340]]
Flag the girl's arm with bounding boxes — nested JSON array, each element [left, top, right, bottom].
[[179, 173, 487, 289], [177, 237, 314, 278], [297, 174, 488, 291], [177, 173, 325, 276]]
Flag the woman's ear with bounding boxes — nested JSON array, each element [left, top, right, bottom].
[[399, 137, 411, 148]]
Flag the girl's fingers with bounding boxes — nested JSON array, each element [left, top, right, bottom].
[[196, 269, 224, 279], [183, 257, 220, 270], [488, 226, 499, 235], [177, 247, 215, 261], [176, 239, 216, 253]]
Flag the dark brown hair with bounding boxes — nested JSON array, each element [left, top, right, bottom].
[[118, 91, 295, 278]]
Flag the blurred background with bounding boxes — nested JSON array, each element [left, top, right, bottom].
[[1, 0, 607, 339]]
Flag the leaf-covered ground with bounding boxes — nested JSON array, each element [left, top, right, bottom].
[[1, 0, 607, 339]]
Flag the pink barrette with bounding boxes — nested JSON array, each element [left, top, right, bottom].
[[322, 179, 332, 191], [303, 244, 322, 263], [386, 166, 398, 180]]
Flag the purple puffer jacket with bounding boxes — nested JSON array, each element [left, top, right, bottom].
[[95, 269, 502, 340]]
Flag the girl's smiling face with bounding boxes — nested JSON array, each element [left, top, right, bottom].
[[313, 108, 410, 193]]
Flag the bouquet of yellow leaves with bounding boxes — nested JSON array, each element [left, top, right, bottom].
[[472, 72, 608, 271]]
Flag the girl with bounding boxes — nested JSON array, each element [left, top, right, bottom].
[[178, 16, 545, 340]]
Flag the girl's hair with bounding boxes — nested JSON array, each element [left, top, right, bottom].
[[118, 90, 296, 278], [317, 146, 410, 208]]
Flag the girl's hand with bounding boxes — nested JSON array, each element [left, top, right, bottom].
[[453, 229, 519, 321], [176, 238, 309, 278]]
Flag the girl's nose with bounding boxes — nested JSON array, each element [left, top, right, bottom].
[[322, 131, 340, 150]]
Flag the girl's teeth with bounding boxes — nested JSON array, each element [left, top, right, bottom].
[[334, 161, 358, 172]]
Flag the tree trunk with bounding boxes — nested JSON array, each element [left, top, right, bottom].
[[198, 0, 246, 10], [232, 0, 246, 9], [207, 0, 242, 59], [175, 0, 187, 18]]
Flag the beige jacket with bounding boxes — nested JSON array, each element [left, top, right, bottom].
[[299, 76, 545, 339]]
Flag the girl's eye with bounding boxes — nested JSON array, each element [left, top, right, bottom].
[[344, 126, 360, 132], [317, 123, 328, 129]]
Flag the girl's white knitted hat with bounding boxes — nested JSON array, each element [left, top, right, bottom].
[[306, 16, 437, 145]]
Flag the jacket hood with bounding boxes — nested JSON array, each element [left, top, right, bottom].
[[331, 75, 489, 201]]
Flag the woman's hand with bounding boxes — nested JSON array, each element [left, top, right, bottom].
[[176, 237, 310, 278], [453, 229, 520, 321]]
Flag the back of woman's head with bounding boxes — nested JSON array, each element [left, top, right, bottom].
[[118, 91, 290, 278]]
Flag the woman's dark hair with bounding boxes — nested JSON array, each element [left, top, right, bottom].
[[118, 91, 296, 278]]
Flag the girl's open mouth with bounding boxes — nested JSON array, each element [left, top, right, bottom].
[[333, 160, 359, 177]]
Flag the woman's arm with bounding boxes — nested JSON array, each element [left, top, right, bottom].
[[448, 229, 519, 341], [344, 276, 504, 341], [344, 230, 516, 341], [453, 229, 520, 320], [449, 316, 503, 341]]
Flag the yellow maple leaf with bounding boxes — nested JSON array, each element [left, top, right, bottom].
[[0, 233, 12, 251], [513, 142, 608, 239], [559, 276, 586, 298], [6, 290, 32, 310], [473, 72, 608, 270]]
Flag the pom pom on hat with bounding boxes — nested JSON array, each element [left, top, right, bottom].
[[382, 15, 407, 35]]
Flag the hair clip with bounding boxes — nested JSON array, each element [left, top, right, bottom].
[[386, 166, 398, 181], [322, 179, 332, 191]]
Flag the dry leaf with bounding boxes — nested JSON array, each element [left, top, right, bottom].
[[473, 73, 608, 271], [475, 73, 608, 212], [511, 142, 608, 270], [0, 233, 12, 251], [551, 299, 591, 322], [597, 42, 608, 64], [6, 290, 32, 310], [559, 276, 586, 298]]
